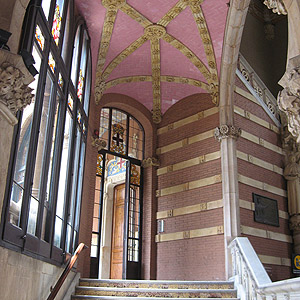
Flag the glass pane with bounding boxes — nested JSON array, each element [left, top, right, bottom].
[[48, 52, 56, 73], [129, 117, 144, 160], [56, 111, 73, 219], [53, 216, 63, 248], [58, 73, 64, 89], [42, 0, 51, 20], [74, 141, 86, 231], [91, 245, 98, 258], [52, 0, 65, 46], [62, 2, 70, 62], [77, 110, 82, 125], [77, 69, 84, 102], [27, 197, 39, 235], [42, 93, 60, 241], [83, 55, 91, 114], [7, 45, 41, 227], [71, 27, 80, 84], [92, 217, 99, 232], [65, 224, 72, 253], [35, 25, 45, 51], [99, 108, 109, 149], [110, 109, 127, 155], [91, 233, 98, 257]]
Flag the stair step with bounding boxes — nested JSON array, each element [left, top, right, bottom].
[[79, 279, 234, 290], [72, 297, 239, 300], [75, 286, 237, 298]]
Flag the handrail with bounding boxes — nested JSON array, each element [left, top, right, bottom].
[[47, 242, 87, 300]]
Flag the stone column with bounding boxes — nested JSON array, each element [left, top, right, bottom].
[[215, 125, 242, 279], [0, 49, 34, 221], [282, 124, 300, 253]]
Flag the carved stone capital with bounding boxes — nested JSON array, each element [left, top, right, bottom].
[[142, 157, 160, 168], [0, 50, 34, 125], [289, 214, 300, 231], [278, 55, 300, 143], [214, 125, 241, 142], [91, 137, 107, 151], [263, 0, 287, 15]]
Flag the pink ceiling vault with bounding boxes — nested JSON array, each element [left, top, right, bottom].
[[75, 0, 229, 117]]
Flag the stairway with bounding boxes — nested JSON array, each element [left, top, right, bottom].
[[72, 279, 239, 299]]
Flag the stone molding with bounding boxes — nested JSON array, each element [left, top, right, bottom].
[[263, 0, 287, 15], [214, 125, 241, 142], [278, 55, 300, 143], [0, 50, 34, 125], [142, 157, 160, 168]]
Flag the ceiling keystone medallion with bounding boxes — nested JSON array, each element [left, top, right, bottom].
[[102, 0, 126, 10], [263, 0, 287, 15], [144, 24, 166, 40], [214, 125, 242, 142]]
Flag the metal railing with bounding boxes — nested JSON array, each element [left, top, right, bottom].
[[47, 243, 87, 300]]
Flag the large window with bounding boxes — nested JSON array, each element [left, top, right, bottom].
[[1, 0, 91, 264]]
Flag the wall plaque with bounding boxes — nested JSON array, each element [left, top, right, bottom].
[[253, 193, 279, 227]]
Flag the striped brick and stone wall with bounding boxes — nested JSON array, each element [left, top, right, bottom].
[[234, 77, 292, 281], [155, 94, 225, 280]]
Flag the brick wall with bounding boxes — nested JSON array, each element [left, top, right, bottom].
[[234, 77, 292, 281], [156, 93, 224, 280]]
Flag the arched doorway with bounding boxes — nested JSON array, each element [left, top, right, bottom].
[[90, 108, 144, 279]]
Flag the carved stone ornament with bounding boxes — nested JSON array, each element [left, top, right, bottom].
[[152, 107, 162, 124], [209, 83, 219, 105], [95, 80, 106, 105], [91, 137, 107, 151], [214, 125, 241, 142], [144, 24, 166, 40], [290, 214, 300, 231], [102, 0, 126, 10], [278, 55, 300, 143], [0, 61, 34, 117], [263, 0, 287, 15], [142, 157, 160, 168]]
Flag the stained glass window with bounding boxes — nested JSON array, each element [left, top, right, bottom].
[[68, 94, 73, 111], [52, 3, 62, 45], [77, 69, 84, 102], [111, 123, 125, 155], [58, 73, 64, 89], [77, 111, 82, 125], [130, 164, 140, 185], [96, 154, 103, 176], [48, 52, 56, 73], [35, 25, 45, 50]]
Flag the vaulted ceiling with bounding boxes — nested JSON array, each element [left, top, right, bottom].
[[75, 0, 229, 123]]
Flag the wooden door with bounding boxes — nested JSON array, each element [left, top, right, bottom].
[[110, 184, 125, 279]]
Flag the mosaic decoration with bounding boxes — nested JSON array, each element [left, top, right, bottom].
[[95, 0, 219, 122], [96, 154, 103, 176], [130, 164, 140, 185], [48, 52, 56, 73], [35, 25, 45, 50], [77, 69, 84, 102], [107, 157, 127, 177], [67, 94, 73, 111], [58, 73, 64, 89], [111, 123, 125, 154], [52, 3, 62, 45]]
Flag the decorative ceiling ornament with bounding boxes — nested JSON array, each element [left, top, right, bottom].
[[144, 24, 166, 40], [101, 0, 126, 10], [214, 125, 242, 142], [263, 0, 287, 15]]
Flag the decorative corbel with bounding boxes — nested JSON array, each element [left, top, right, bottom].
[[91, 129, 107, 151], [142, 157, 160, 168], [214, 125, 241, 142]]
